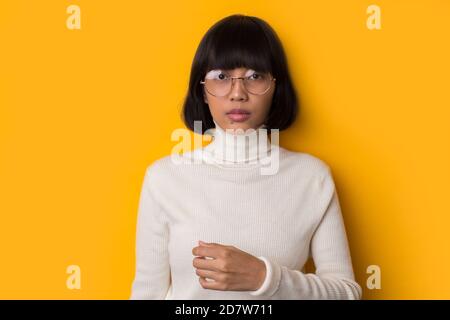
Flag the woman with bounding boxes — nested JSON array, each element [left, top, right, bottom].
[[130, 14, 362, 300]]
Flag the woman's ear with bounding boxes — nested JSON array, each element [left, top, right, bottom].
[[203, 92, 208, 104]]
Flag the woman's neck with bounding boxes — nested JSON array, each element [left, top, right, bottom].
[[203, 120, 273, 164]]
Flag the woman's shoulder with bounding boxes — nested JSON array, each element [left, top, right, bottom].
[[279, 146, 332, 177], [142, 154, 177, 181]]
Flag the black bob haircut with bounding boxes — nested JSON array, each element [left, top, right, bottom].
[[181, 14, 298, 134]]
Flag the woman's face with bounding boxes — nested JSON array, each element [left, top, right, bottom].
[[203, 67, 275, 131]]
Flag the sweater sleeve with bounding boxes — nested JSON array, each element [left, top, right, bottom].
[[129, 165, 171, 299], [249, 166, 362, 299]]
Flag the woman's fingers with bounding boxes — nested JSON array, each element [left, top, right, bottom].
[[195, 268, 219, 281]]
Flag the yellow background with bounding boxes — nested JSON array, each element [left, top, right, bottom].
[[1, 0, 449, 299]]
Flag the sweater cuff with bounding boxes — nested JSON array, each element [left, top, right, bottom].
[[249, 256, 281, 297]]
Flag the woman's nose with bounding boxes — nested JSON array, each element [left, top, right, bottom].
[[229, 78, 248, 100]]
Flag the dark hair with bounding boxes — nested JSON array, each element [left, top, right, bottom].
[[181, 14, 298, 134]]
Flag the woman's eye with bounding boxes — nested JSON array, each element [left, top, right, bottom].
[[249, 73, 261, 80], [205, 70, 229, 80]]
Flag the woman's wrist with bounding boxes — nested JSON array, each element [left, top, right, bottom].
[[254, 258, 267, 290]]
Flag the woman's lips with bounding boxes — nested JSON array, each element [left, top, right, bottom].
[[227, 112, 251, 122], [227, 109, 251, 122]]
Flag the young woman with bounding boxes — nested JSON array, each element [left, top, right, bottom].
[[130, 14, 362, 300]]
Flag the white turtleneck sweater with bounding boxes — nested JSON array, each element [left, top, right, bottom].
[[130, 121, 362, 300]]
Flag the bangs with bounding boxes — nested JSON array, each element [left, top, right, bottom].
[[203, 17, 273, 75]]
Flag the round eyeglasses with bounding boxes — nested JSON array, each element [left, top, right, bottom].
[[200, 69, 276, 97]]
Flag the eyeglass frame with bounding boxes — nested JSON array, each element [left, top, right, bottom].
[[200, 73, 276, 97]]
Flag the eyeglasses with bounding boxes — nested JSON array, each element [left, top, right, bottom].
[[200, 69, 276, 97]]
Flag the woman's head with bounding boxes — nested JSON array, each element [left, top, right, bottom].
[[182, 14, 298, 134]]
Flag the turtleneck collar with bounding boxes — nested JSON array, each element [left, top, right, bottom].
[[202, 120, 273, 164]]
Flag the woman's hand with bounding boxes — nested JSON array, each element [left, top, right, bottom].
[[192, 241, 266, 291]]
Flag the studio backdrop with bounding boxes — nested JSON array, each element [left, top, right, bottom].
[[1, 0, 449, 299]]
